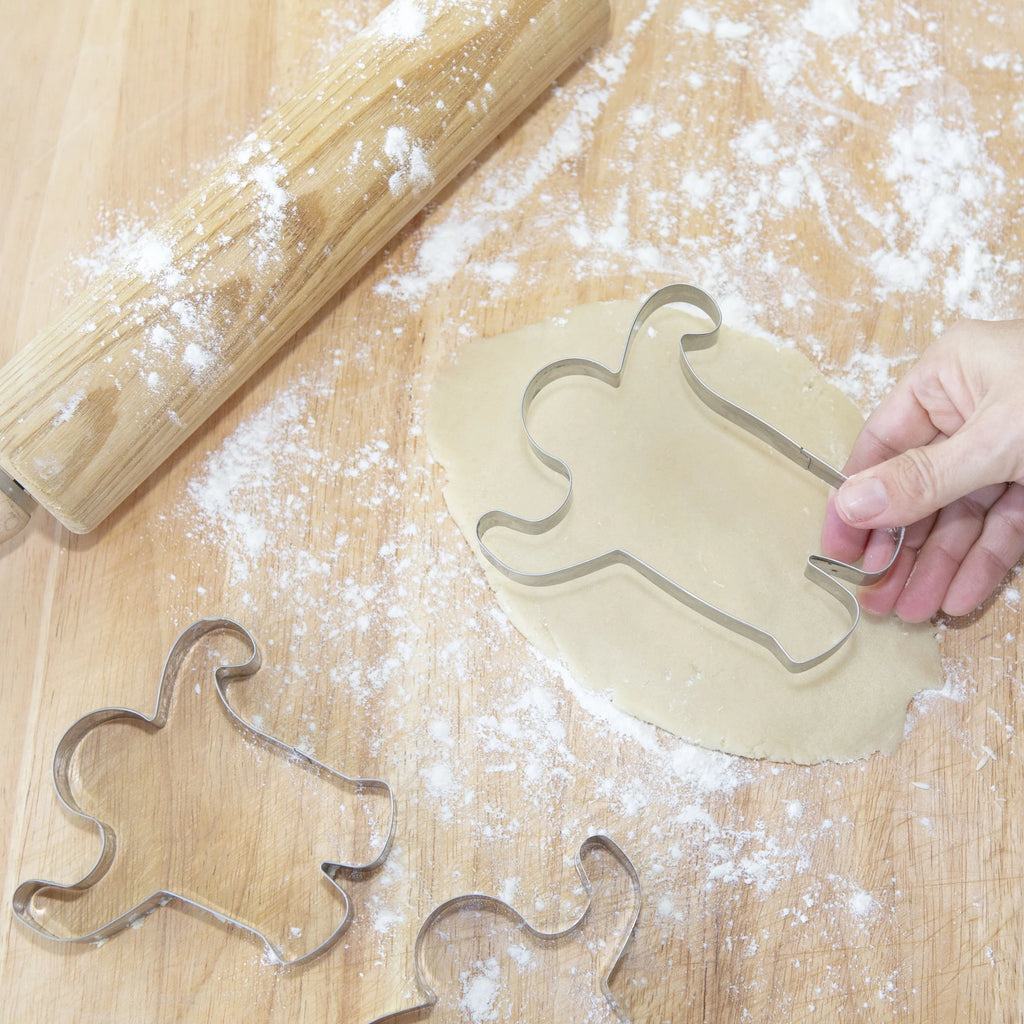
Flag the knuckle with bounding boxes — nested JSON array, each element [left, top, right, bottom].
[[958, 491, 992, 528], [971, 545, 1013, 593], [973, 411, 1024, 483], [888, 448, 943, 507], [990, 495, 1024, 547], [964, 488, 1024, 587]]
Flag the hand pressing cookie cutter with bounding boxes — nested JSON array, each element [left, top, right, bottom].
[[370, 834, 640, 1023], [12, 617, 396, 965], [476, 283, 904, 673]]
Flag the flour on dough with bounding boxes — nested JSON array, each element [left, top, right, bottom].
[[426, 299, 942, 763]]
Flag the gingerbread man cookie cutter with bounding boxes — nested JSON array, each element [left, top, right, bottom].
[[13, 617, 396, 965], [371, 834, 641, 1023], [476, 283, 904, 672]]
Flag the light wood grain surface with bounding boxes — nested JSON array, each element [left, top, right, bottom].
[[2, 1, 1023, 1022], [0, 0, 607, 534]]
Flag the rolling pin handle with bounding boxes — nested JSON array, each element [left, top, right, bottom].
[[0, 470, 36, 543]]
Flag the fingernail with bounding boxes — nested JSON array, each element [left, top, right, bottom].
[[837, 476, 889, 522]]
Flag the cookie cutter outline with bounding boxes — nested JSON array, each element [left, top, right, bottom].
[[370, 834, 640, 1023], [12, 617, 397, 966], [476, 283, 904, 673]]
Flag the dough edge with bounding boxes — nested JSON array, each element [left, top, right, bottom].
[[426, 298, 944, 764]]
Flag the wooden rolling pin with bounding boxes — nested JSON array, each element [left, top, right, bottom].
[[0, 0, 608, 540]]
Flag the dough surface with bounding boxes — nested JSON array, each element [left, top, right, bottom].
[[427, 299, 942, 763]]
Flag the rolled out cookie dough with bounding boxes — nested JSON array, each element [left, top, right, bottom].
[[427, 298, 942, 763]]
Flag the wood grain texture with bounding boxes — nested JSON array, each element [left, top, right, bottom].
[[1, 1, 1023, 1022], [0, 0, 608, 533]]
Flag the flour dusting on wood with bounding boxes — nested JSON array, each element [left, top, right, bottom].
[[56, 0, 1023, 1015]]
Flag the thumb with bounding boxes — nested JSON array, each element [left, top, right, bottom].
[[834, 427, 1004, 529]]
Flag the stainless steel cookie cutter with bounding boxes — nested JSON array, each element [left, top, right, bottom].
[[370, 834, 640, 1023], [476, 283, 904, 673], [12, 617, 396, 965]]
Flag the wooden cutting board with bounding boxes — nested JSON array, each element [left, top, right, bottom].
[[2, 1, 1023, 1021]]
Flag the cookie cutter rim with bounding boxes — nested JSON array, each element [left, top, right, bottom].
[[476, 283, 904, 673], [12, 617, 397, 966], [369, 834, 640, 1023]]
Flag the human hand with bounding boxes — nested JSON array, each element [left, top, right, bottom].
[[821, 318, 1024, 622]]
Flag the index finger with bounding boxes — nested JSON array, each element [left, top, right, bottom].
[[842, 364, 944, 476]]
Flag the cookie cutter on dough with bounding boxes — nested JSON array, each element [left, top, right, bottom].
[[370, 834, 640, 1023], [476, 283, 904, 673], [12, 617, 396, 965]]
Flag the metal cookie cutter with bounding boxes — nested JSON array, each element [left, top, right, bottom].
[[370, 834, 640, 1023], [476, 283, 904, 673], [13, 617, 396, 965]]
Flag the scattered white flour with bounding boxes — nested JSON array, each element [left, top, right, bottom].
[[823, 347, 917, 414], [869, 105, 1009, 311], [246, 155, 293, 270], [384, 126, 435, 197], [62, 136, 298, 428], [185, 379, 331, 579], [801, 0, 861, 40], [372, 0, 428, 41], [134, 235, 176, 280], [374, 0, 1020, 351], [507, 943, 532, 968], [168, 326, 969, 1019], [183, 342, 212, 374], [459, 958, 500, 1022], [847, 886, 876, 918], [53, 0, 1022, 1015], [51, 389, 86, 427]]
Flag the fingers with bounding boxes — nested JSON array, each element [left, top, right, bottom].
[[824, 351, 950, 547], [823, 318, 1024, 621], [820, 492, 869, 564], [882, 488, 997, 622], [834, 409, 1017, 532], [838, 342, 953, 478], [857, 533, 917, 617], [943, 482, 1024, 616], [820, 478, 936, 579], [856, 482, 1024, 622]]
